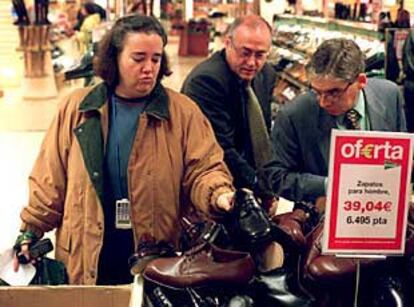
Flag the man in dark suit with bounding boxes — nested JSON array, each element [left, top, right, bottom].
[[182, 15, 277, 211], [264, 38, 406, 203]]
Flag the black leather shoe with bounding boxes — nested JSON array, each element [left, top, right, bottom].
[[253, 267, 314, 306], [180, 217, 232, 251], [144, 280, 231, 306], [149, 287, 174, 307], [371, 274, 405, 307], [128, 233, 176, 275], [230, 189, 273, 248]]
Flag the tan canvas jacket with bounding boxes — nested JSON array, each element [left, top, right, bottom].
[[20, 83, 233, 284]]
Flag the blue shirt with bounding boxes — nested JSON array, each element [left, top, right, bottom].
[[105, 94, 147, 200]]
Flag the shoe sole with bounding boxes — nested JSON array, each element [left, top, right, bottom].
[[142, 271, 255, 291], [130, 255, 160, 275]]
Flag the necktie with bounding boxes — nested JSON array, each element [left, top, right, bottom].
[[246, 84, 272, 168], [344, 109, 361, 130]]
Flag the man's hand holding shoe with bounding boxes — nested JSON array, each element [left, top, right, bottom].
[[253, 170, 279, 216], [261, 196, 278, 217]]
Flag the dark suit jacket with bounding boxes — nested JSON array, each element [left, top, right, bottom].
[[181, 50, 276, 190], [266, 78, 407, 202]]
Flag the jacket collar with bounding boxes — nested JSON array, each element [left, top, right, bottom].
[[219, 49, 244, 84], [79, 82, 170, 120], [144, 83, 170, 120], [78, 82, 108, 112], [363, 80, 392, 131]]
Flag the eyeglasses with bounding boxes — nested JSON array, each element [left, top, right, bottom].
[[310, 82, 354, 100], [230, 39, 269, 61]]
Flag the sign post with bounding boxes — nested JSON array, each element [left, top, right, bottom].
[[323, 130, 414, 256]]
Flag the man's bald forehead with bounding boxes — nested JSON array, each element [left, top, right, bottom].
[[227, 15, 272, 37]]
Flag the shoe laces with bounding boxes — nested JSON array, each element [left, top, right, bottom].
[[183, 242, 211, 263]]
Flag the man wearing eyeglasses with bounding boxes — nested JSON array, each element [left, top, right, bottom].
[[263, 38, 406, 203], [181, 15, 277, 212]]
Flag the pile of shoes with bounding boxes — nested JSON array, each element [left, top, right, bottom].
[[301, 221, 404, 306], [297, 202, 414, 306], [140, 206, 256, 304], [144, 281, 254, 306], [133, 189, 316, 306], [138, 221, 255, 306]]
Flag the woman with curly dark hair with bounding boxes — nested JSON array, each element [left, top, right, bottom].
[[13, 15, 235, 285]]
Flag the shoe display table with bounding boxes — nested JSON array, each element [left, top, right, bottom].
[[21, 73, 57, 100], [16, 25, 57, 99]]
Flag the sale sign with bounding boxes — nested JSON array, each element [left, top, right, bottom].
[[322, 130, 414, 255]]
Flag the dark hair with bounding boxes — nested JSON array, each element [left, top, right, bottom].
[[306, 38, 365, 82], [83, 3, 100, 15], [396, 9, 411, 28], [94, 15, 172, 89]]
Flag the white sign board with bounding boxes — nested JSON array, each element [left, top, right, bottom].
[[323, 130, 413, 255]]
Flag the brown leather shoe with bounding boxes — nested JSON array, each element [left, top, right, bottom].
[[143, 242, 255, 288], [307, 255, 381, 284], [303, 222, 382, 284], [272, 209, 308, 248]]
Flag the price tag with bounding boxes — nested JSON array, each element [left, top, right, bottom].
[[323, 130, 414, 256]]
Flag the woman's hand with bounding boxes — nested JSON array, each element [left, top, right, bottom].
[[13, 241, 32, 272], [12, 231, 38, 272], [216, 191, 235, 212]]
